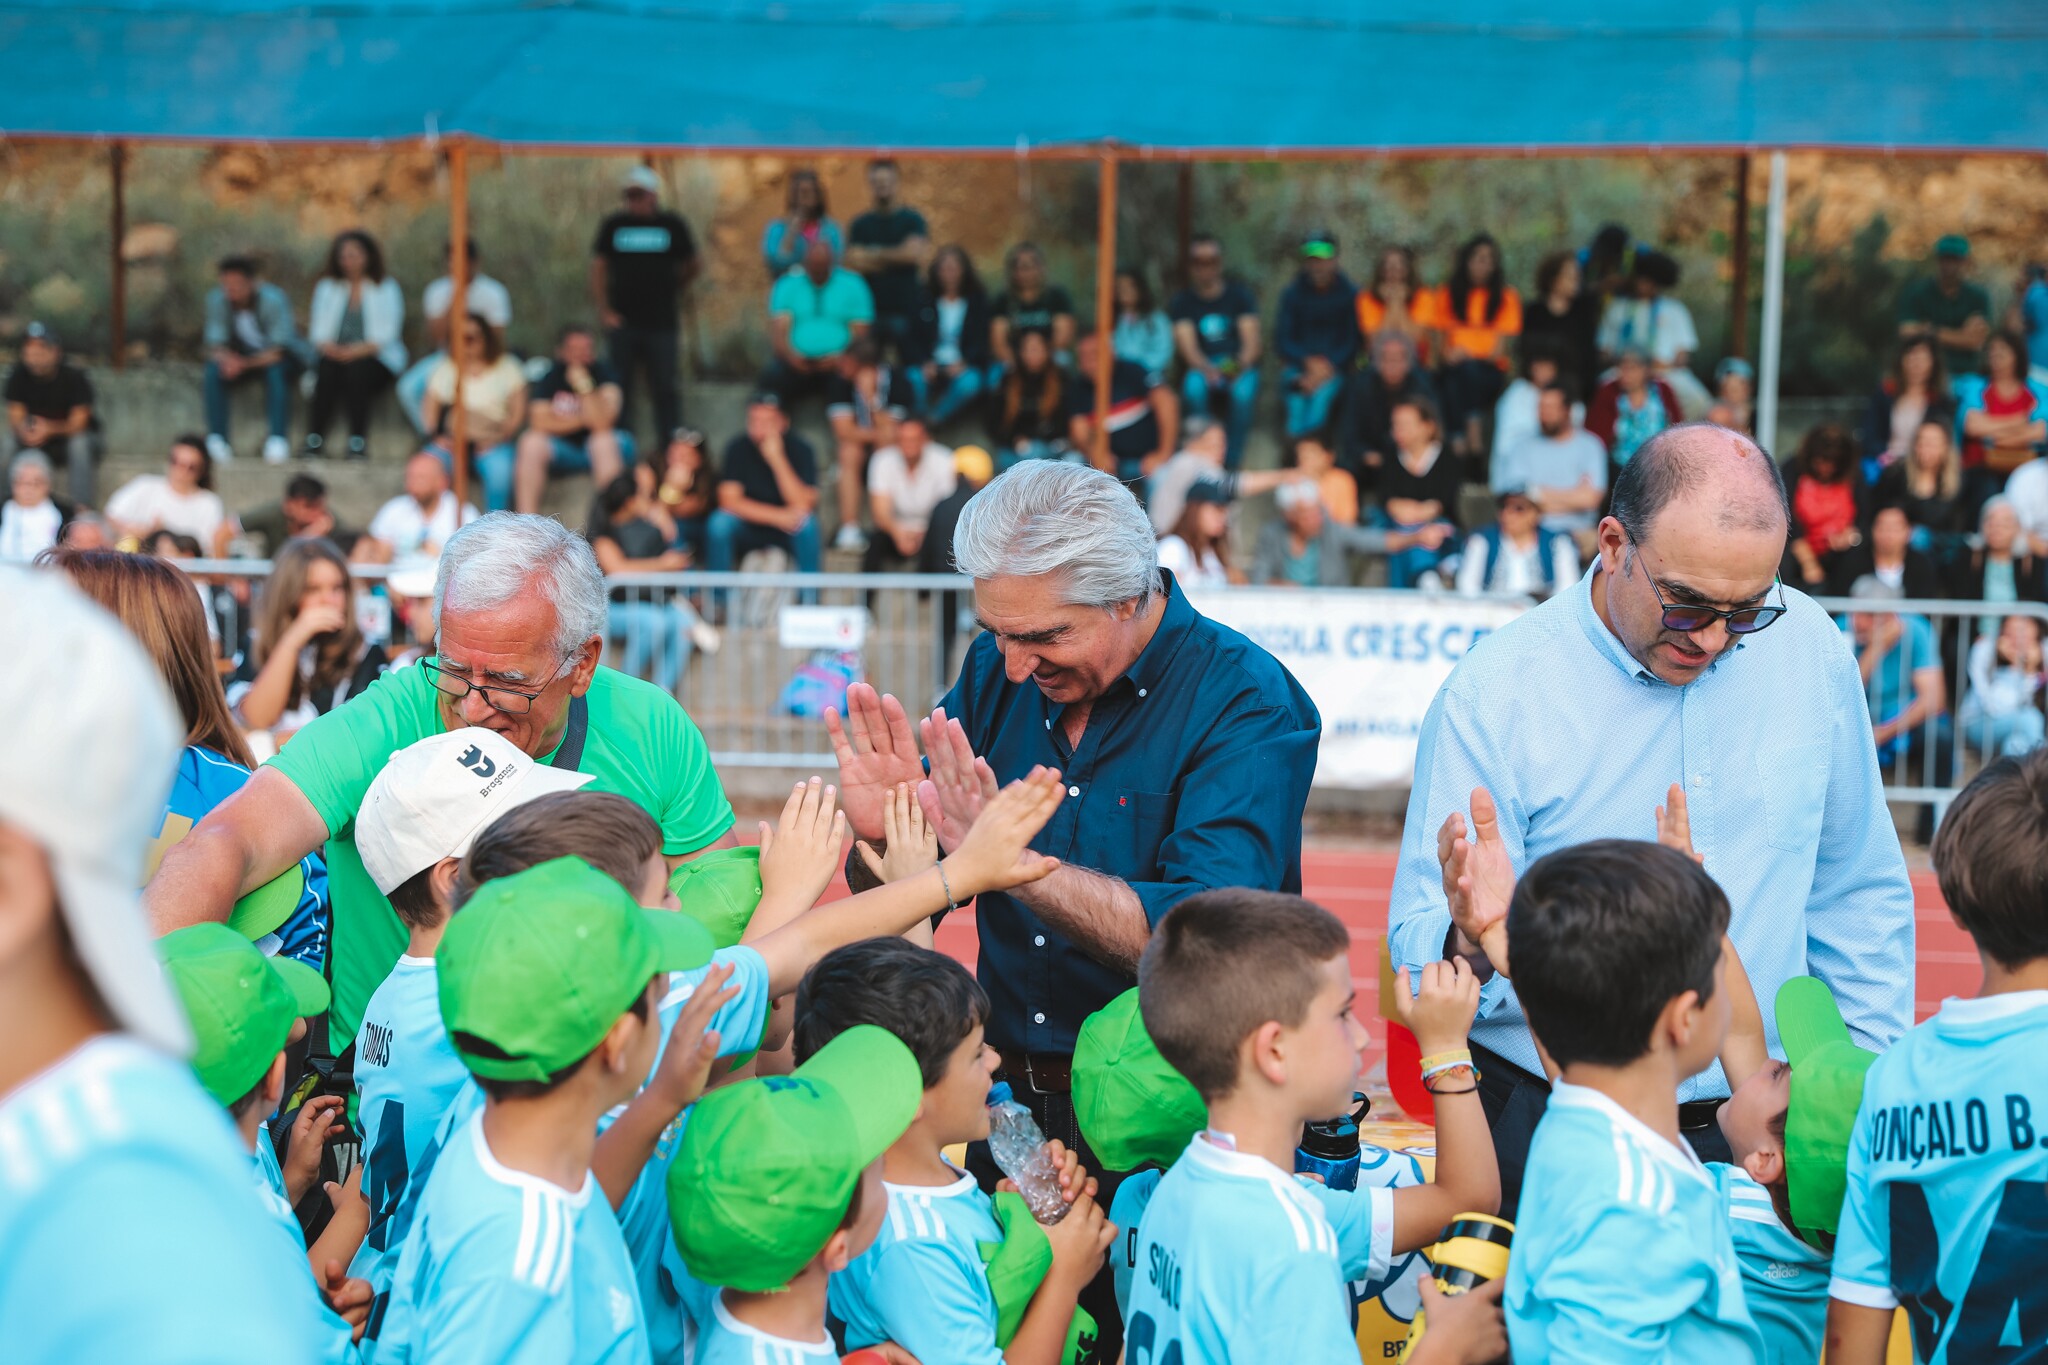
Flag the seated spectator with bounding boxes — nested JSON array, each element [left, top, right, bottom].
[[987, 330, 1071, 467], [1898, 234, 1991, 377], [1861, 336, 1955, 479], [1114, 266, 1175, 375], [230, 537, 388, 744], [825, 337, 914, 552], [1830, 502, 1939, 600], [761, 170, 843, 279], [1520, 250, 1600, 396], [0, 450, 71, 561], [2009, 261, 2048, 383], [763, 236, 874, 406], [239, 473, 359, 559], [304, 229, 406, 461], [4, 321, 96, 505], [1372, 395, 1463, 589], [1253, 480, 1446, 587], [105, 435, 231, 556], [1596, 250, 1707, 416], [1586, 347, 1680, 469], [910, 245, 993, 425], [516, 324, 632, 518], [1146, 416, 1307, 534], [1456, 487, 1580, 599], [1946, 495, 2048, 614], [1708, 357, 1755, 434], [862, 413, 956, 573], [1290, 433, 1358, 526], [639, 426, 716, 563], [1959, 613, 2046, 760], [1355, 244, 1431, 363], [362, 450, 479, 564], [843, 158, 931, 364], [1491, 337, 1577, 466], [203, 256, 301, 465], [1420, 233, 1521, 461], [1843, 576, 1952, 820], [1877, 418, 1969, 563], [1156, 479, 1235, 588], [1068, 330, 1177, 485], [396, 238, 513, 435], [1338, 331, 1440, 484], [2005, 447, 2048, 561], [60, 511, 109, 549], [1274, 229, 1361, 442], [1957, 328, 2048, 510], [707, 394, 821, 587], [421, 313, 528, 514], [1169, 235, 1262, 468], [586, 473, 696, 695], [990, 242, 1076, 368], [1491, 378, 1607, 543], [1783, 424, 1870, 591]]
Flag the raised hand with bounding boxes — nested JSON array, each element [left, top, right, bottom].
[[755, 777, 845, 914], [1655, 783, 1704, 864], [1437, 787, 1516, 952], [856, 783, 940, 885], [917, 708, 998, 853], [824, 684, 927, 839], [646, 961, 737, 1113], [1396, 958, 1482, 1056], [942, 767, 1065, 897]]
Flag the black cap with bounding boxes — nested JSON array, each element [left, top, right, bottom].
[[1185, 477, 1232, 507], [22, 321, 57, 346], [747, 391, 782, 410]]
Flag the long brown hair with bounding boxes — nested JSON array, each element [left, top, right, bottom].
[[37, 547, 255, 767], [1000, 333, 1061, 435], [1168, 499, 1231, 575], [255, 538, 364, 713]]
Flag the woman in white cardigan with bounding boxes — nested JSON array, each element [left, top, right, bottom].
[[305, 230, 406, 460]]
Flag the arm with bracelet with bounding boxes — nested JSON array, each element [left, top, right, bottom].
[[1387, 958, 1502, 1252]]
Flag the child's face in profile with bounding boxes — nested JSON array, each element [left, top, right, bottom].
[[1283, 954, 1369, 1119], [925, 1023, 1001, 1145], [1717, 1058, 1791, 1176], [635, 853, 679, 912]]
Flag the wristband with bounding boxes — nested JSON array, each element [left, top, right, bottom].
[[1422, 1062, 1480, 1084], [1418, 1050, 1473, 1075], [936, 860, 960, 912], [1423, 1081, 1478, 1096]]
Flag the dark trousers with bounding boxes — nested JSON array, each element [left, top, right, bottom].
[[308, 356, 394, 441], [608, 323, 681, 445], [758, 358, 838, 410], [1474, 1041, 1732, 1221]]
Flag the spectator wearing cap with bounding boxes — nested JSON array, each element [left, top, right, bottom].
[[517, 324, 632, 519], [1587, 346, 1681, 469], [1254, 479, 1444, 587], [706, 393, 821, 588], [4, 322, 97, 506], [1900, 235, 1993, 377], [591, 166, 701, 443], [863, 413, 956, 574], [763, 235, 875, 409], [1068, 330, 1178, 486], [105, 434, 233, 556], [1418, 233, 1522, 463], [1146, 416, 1310, 537], [203, 256, 302, 466], [1337, 330, 1441, 487], [0, 449, 72, 561], [305, 229, 407, 462], [396, 237, 514, 435], [1710, 356, 1755, 434], [1274, 230, 1361, 441], [825, 336, 915, 554], [238, 472, 357, 560], [1492, 378, 1608, 544], [1456, 487, 1580, 599], [1155, 478, 1235, 589], [843, 158, 931, 366], [1596, 248, 1706, 416], [1168, 234, 1263, 470]]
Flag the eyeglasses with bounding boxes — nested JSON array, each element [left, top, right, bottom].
[[419, 655, 563, 715], [1630, 544, 1786, 636]]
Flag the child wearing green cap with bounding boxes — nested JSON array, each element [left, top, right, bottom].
[[1827, 751, 2048, 1365], [798, 937, 1115, 1365]]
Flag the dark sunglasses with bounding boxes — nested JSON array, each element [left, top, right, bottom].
[[1631, 543, 1786, 636]]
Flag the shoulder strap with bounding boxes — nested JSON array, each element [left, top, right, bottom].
[[549, 694, 590, 772]]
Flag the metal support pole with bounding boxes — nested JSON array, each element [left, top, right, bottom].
[[448, 142, 472, 509], [110, 142, 128, 368], [1176, 160, 1194, 288], [1757, 151, 1788, 454], [1091, 148, 1119, 471], [1729, 153, 1752, 361]]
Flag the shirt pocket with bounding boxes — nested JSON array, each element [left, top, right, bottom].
[[1756, 740, 1830, 854], [1114, 789, 1179, 871]]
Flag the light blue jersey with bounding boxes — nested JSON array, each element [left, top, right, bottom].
[[1125, 1135, 1364, 1363], [1506, 1082, 1762, 1363], [672, 1273, 837, 1365], [375, 1110, 650, 1365], [352, 953, 471, 1338], [830, 1169, 1005, 1364], [250, 1125, 362, 1364], [1713, 1162, 1830, 1364], [0, 1035, 335, 1362], [1830, 991, 2048, 1364]]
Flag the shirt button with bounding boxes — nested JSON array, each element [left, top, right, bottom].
[[1138, 688, 1148, 698], [1044, 718, 1051, 729], [1068, 785, 1080, 797], [1034, 935, 1046, 947], [1033, 1012, 1046, 1024]]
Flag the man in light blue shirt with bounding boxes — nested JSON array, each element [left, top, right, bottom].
[[1390, 422, 1913, 1214]]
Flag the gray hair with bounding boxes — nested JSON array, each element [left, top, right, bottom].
[[1980, 494, 2018, 534], [434, 512, 608, 661], [952, 461, 1160, 610], [9, 450, 52, 482]]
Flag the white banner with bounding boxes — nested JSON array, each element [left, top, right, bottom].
[[1186, 588, 1529, 789]]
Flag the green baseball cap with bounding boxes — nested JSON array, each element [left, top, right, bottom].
[[1074, 988, 1206, 1171], [667, 1024, 921, 1291], [1936, 234, 1971, 259], [668, 846, 763, 950], [1776, 975, 1879, 1242], [438, 857, 715, 1083], [1300, 230, 1338, 260], [160, 923, 330, 1105], [227, 863, 306, 942], [978, 1190, 1053, 1346]]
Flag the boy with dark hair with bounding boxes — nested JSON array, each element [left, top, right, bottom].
[[1826, 750, 2048, 1364], [798, 937, 1115, 1365], [1503, 839, 1764, 1358], [1128, 888, 1504, 1363]]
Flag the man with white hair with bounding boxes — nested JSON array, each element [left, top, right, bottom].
[[147, 512, 737, 1045]]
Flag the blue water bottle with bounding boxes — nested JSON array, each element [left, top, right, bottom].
[[1295, 1092, 1371, 1191]]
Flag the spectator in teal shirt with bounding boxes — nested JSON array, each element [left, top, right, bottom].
[[763, 236, 874, 407]]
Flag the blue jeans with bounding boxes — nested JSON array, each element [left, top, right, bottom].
[[608, 599, 691, 694], [918, 365, 990, 425], [1371, 507, 1454, 589], [1281, 367, 1343, 443], [204, 356, 293, 441], [431, 439, 520, 513], [1182, 367, 1261, 470], [396, 352, 441, 434], [704, 509, 820, 609], [1965, 708, 2046, 759]]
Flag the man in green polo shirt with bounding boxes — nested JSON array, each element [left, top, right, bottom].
[[1898, 234, 1993, 376], [146, 512, 736, 1043]]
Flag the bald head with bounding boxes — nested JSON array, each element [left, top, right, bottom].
[[1611, 422, 1787, 544]]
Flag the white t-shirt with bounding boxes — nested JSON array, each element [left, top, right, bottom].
[[421, 273, 513, 328], [1157, 533, 1230, 588], [369, 491, 478, 561], [2004, 458, 2048, 548], [1596, 296, 1699, 367], [104, 475, 228, 546], [866, 445, 958, 532], [0, 499, 62, 561], [426, 355, 527, 427]]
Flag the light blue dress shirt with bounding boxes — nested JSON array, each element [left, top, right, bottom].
[[1389, 562, 1914, 1099]]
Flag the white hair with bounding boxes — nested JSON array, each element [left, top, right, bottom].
[[434, 512, 608, 661], [952, 461, 1160, 610], [10, 449, 52, 481]]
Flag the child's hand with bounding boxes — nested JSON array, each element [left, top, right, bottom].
[[321, 1260, 376, 1341], [1656, 783, 1704, 864], [755, 777, 846, 910], [1396, 958, 1482, 1056], [1043, 1191, 1115, 1290], [1407, 1278, 1506, 1365], [1438, 787, 1516, 951], [941, 767, 1065, 897], [856, 783, 940, 885], [283, 1094, 347, 1205], [646, 962, 738, 1113]]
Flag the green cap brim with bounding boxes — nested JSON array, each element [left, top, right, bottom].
[[228, 865, 305, 942], [978, 1190, 1053, 1346], [1775, 976, 1853, 1068], [1074, 989, 1205, 1171], [1784, 1040, 1878, 1240], [643, 907, 717, 975], [270, 956, 331, 1020], [669, 847, 763, 950], [1301, 243, 1336, 259], [798, 1023, 923, 1166]]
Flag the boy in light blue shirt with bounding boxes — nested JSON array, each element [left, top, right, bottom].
[[1827, 752, 2048, 1364]]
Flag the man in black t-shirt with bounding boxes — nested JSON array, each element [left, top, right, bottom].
[[1168, 234, 1263, 470], [844, 159, 931, 366], [705, 395, 821, 611], [3, 323, 96, 507], [589, 166, 700, 446], [514, 324, 632, 515], [1066, 331, 1178, 487]]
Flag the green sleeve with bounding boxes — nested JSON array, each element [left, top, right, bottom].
[[654, 697, 735, 855], [267, 665, 437, 835]]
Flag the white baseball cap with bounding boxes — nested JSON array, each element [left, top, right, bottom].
[[0, 567, 191, 1055], [622, 166, 662, 196], [356, 727, 595, 895]]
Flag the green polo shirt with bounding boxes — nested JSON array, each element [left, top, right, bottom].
[[769, 265, 875, 359], [268, 661, 734, 1042], [1898, 274, 1993, 375]]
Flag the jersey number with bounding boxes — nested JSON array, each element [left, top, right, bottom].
[[1125, 1311, 1184, 1365], [363, 1100, 410, 1251], [1892, 1177, 2048, 1360]]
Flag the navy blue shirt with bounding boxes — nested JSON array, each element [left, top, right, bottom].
[[940, 571, 1321, 1054]]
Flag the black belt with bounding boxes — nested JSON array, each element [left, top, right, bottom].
[[997, 1051, 1072, 1095], [1678, 1100, 1725, 1133]]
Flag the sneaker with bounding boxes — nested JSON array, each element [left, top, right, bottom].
[[833, 523, 869, 553], [262, 435, 291, 464], [205, 434, 234, 464], [688, 620, 723, 656], [345, 436, 368, 462]]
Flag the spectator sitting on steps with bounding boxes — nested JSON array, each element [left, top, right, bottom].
[[4, 321, 97, 506], [515, 325, 631, 519], [203, 256, 301, 466]]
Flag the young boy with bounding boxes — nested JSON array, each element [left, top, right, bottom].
[[798, 937, 1115, 1365], [372, 856, 719, 1363], [160, 923, 370, 1362], [1127, 888, 1505, 1364], [1502, 839, 1764, 1359], [667, 1023, 926, 1362], [1826, 751, 2048, 1364]]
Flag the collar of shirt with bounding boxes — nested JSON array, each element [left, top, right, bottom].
[[1549, 1080, 1714, 1192]]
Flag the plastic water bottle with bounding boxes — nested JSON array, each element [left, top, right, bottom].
[[986, 1082, 1070, 1224]]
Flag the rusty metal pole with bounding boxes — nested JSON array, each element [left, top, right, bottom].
[[1729, 153, 1753, 360], [1091, 147, 1119, 472], [447, 141, 472, 509], [1176, 160, 1193, 289], [111, 142, 128, 369]]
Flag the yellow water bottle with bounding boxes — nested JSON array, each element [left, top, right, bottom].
[[1399, 1213, 1514, 1362]]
